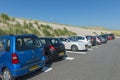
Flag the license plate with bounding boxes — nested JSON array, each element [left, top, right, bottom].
[[59, 52, 64, 56], [29, 65, 39, 71]]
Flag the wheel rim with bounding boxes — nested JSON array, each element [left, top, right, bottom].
[[3, 71, 11, 80], [72, 46, 77, 51]]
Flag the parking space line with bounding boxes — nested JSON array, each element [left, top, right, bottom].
[[92, 46, 98, 49], [66, 51, 86, 54], [42, 67, 53, 72], [88, 48, 94, 50], [66, 57, 75, 60]]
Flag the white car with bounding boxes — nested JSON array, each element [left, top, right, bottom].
[[70, 35, 92, 47], [59, 38, 87, 51]]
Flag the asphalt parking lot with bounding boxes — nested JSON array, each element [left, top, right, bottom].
[[18, 38, 120, 80]]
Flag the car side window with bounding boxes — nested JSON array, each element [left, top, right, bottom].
[[40, 39, 46, 45], [24, 38, 34, 47], [0, 39, 5, 52], [6, 39, 10, 51], [66, 39, 70, 42], [77, 36, 84, 40]]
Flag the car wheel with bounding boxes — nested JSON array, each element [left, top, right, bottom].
[[85, 46, 88, 51], [61, 55, 66, 60], [62, 51, 67, 59], [45, 54, 52, 64], [3, 68, 15, 80], [71, 45, 78, 51], [60, 53, 66, 60]]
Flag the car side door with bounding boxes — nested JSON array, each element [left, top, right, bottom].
[[0, 39, 6, 74], [64, 39, 72, 49]]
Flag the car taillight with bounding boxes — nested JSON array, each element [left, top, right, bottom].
[[12, 53, 19, 64], [49, 45, 56, 51]]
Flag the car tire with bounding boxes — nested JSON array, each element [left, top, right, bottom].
[[85, 46, 88, 51], [61, 55, 66, 60], [45, 54, 52, 64], [71, 45, 78, 52], [3, 68, 15, 80], [60, 53, 66, 60]]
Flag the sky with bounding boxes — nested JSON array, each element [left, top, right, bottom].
[[0, 0, 120, 30]]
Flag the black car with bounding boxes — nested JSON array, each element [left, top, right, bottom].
[[100, 35, 108, 43], [86, 36, 97, 46], [39, 37, 66, 63], [97, 36, 106, 44]]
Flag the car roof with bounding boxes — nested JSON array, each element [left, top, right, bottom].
[[0, 34, 38, 38], [39, 37, 59, 39]]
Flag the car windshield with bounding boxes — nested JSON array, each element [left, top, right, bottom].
[[16, 37, 42, 50]]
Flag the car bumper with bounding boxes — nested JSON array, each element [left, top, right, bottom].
[[50, 50, 66, 60], [11, 58, 45, 77], [78, 46, 87, 50]]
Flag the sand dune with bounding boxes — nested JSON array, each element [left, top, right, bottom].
[[16, 18, 112, 36]]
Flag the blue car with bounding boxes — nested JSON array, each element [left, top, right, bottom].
[[0, 34, 45, 80]]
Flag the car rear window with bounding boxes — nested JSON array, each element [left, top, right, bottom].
[[16, 37, 42, 51], [40, 38, 51, 46], [86, 36, 92, 40], [50, 38, 62, 45]]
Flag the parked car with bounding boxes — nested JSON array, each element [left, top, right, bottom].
[[106, 33, 115, 40], [70, 35, 92, 48], [86, 36, 97, 46], [110, 33, 115, 39], [0, 34, 45, 80], [100, 35, 108, 43], [60, 37, 88, 51], [97, 36, 106, 44], [94, 36, 102, 45], [39, 37, 66, 63]]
